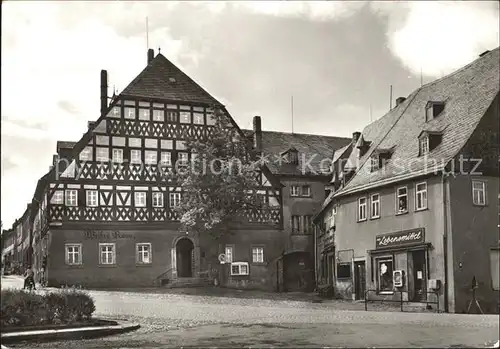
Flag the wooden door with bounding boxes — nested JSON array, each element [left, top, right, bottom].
[[354, 261, 366, 300]]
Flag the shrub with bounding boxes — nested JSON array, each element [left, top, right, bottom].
[[0, 288, 96, 329]]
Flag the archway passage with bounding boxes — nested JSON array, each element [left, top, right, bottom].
[[282, 252, 315, 292], [176, 238, 194, 277]]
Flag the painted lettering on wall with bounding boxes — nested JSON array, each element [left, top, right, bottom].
[[375, 228, 425, 249], [83, 230, 135, 240]]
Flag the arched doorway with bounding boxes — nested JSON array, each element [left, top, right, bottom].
[[282, 252, 315, 292], [176, 238, 194, 277]]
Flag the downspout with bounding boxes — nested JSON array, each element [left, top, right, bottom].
[[314, 224, 317, 288], [442, 173, 450, 313]]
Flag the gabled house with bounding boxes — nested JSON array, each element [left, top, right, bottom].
[[244, 118, 351, 292], [28, 49, 285, 290], [315, 47, 499, 313]]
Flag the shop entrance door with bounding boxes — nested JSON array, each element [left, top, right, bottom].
[[411, 250, 426, 302], [354, 261, 366, 300]]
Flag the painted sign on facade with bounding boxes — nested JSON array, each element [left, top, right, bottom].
[[375, 228, 425, 249], [83, 230, 135, 240]]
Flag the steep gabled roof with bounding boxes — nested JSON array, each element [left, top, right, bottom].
[[334, 47, 500, 197], [243, 129, 351, 176], [121, 53, 221, 106]]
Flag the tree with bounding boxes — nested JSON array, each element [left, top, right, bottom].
[[163, 107, 265, 239]]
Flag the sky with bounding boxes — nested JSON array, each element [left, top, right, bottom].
[[1, 1, 499, 228]]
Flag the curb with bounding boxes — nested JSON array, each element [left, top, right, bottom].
[[1, 320, 140, 344]]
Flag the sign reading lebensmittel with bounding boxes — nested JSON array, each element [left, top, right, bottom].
[[375, 228, 425, 249]]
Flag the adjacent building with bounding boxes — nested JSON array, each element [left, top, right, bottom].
[[244, 119, 350, 291], [315, 48, 499, 313]]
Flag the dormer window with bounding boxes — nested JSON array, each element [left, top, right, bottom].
[[425, 101, 445, 121], [370, 155, 380, 172], [282, 147, 299, 165], [419, 136, 429, 156], [418, 130, 443, 155]]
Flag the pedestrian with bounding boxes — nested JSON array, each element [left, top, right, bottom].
[[23, 267, 36, 290]]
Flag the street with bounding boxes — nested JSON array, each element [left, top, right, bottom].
[[1, 276, 498, 348]]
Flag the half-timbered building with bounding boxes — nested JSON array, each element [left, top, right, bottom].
[[30, 49, 284, 290]]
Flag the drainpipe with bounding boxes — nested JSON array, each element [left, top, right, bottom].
[[313, 225, 317, 288], [442, 173, 450, 313]]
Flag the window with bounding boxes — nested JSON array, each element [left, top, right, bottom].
[[169, 193, 181, 208], [144, 139, 158, 149], [193, 112, 204, 125], [160, 152, 172, 166], [145, 150, 158, 165], [472, 180, 486, 206], [130, 150, 142, 164], [152, 192, 164, 208], [396, 186, 408, 213], [65, 190, 78, 206], [419, 137, 429, 156], [337, 263, 351, 279], [99, 243, 116, 265], [79, 146, 93, 161], [161, 140, 173, 149], [371, 194, 380, 218], [166, 111, 178, 122], [415, 182, 428, 211], [302, 185, 311, 197], [207, 113, 216, 125], [252, 247, 264, 263], [230, 262, 249, 275], [153, 110, 164, 122], [65, 244, 82, 265], [225, 245, 234, 263], [129, 138, 142, 148], [112, 149, 123, 163], [377, 257, 394, 293], [370, 155, 379, 171], [139, 109, 150, 121], [51, 190, 64, 204], [303, 215, 313, 234], [86, 190, 98, 207], [358, 197, 367, 221], [96, 147, 109, 162], [136, 243, 152, 264], [425, 101, 445, 121], [180, 111, 191, 124], [125, 107, 136, 119], [290, 186, 300, 197], [176, 141, 187, 150], [112, 136, 126, 147], [135, 192, 147, 207], [268, 196, 279, 207], [96, 135, 109, 145], [177, 152, 188, 166], [111, 106, 121, 118], [291, 215, 301, 232]]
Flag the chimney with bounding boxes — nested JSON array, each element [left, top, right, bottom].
[[253, 116, 262, 152], [147, 49, 154, 64], [52, 154, 60, 167], [100, 70, 108, 116], [395, 97, 406, 106], [352, 132, 361, 144]]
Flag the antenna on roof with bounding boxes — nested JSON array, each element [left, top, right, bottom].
[[369, 103, 373, 123], [389, 85, 393, 110], [291, 95, 294, 134], [420, 67, 423, 87], [146, 17, 150, 50]]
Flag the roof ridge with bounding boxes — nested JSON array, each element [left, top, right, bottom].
[[242, 128, 351, 139], [420, 47, 499, 90]]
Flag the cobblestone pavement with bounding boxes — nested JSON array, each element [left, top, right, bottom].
[[2, 276, 499, 348]]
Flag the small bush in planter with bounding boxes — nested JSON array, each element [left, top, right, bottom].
[[0, 288, 96, 329]]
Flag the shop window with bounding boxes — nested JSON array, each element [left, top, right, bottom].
[[337, 263, 351, 279], [377, 257, 394, 293], [396, 186, 408, 214]]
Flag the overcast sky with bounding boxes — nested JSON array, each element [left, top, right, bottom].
[[1, 1, 499, 228]]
